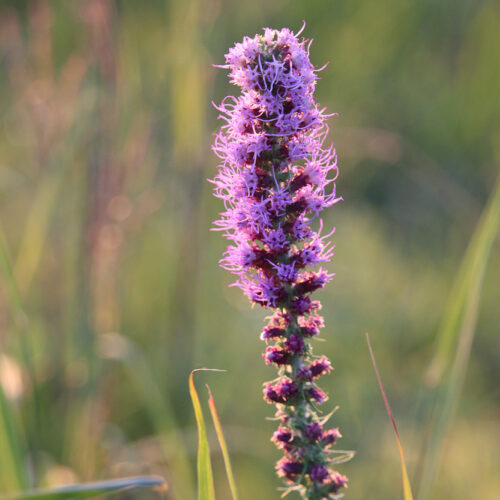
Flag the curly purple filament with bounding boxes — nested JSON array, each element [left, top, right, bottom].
[[211, 26, 348, 499]]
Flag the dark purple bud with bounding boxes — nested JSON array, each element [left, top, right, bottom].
[[254, 167, 273, 188], [271, 426, 294, 449], [252, 249, 275, 272], [284, 334, 305, 354], [278, 378, 299, 400], [264, 378, 298, 404], [289, 171, 310, 192], [305, 422, 323, 441], [322, 428, 341, 446], [307, 387, 327, 404], [291, 295, 312, 315], [261, 326, 285, 341], [264, 384, 282, 404], [308, 356, 332, 379], [294, 271, 331, 295], [297, 367, 313, 381], [300, 326, 319, 337], [264, 346, 290, 365], [276, 458, 303, 481], [286, 198, 308, 215], [310, 465, 329, 483], [326, 472, 348, 493]]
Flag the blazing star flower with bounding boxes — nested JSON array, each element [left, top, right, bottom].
[[211, 24, 347, 499]]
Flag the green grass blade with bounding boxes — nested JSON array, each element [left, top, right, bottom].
[[207, 385, 239, 500], [0, 387, 27, 493], [189, 370, 216, 500], [0, 226, 29, 492], [425, 175, 500, 386], [366, 334, 414, 500], [418, 176, 500, 500], [13, 167, 64, 294], [0, 475, 167, 500]]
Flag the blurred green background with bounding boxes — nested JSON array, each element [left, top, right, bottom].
[[0, 0, 499, 499]]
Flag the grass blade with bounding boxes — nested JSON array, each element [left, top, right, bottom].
[[0, 475, 168, 500], [418, 176, 500, 500], [207, 385, 239, 500], [13, 167, 64, 294], [366, 333, 414, 500], [189, 370, 216, 500], [0, 226, 29, 492], [425, 175, 500, 386], [0, 387, 27, 493]]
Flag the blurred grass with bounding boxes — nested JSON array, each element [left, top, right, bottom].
[[0, 476, 167, 500], [418, 176, 500, 500], [0, 225, 31, 492], [0, 0, 498, 499]]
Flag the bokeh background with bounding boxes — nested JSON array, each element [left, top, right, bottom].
[[0, 0, 499, 499]]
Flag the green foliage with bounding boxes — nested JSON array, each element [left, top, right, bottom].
[[418, 177, 500, 500], [189, 371, 216, 500], [0, 227, 29, 492], [0, 476, 167, 500]]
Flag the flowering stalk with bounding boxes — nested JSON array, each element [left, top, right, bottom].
[[211, 26, 348, 499]]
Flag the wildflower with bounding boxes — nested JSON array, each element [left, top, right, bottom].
[[212, 25, 347, 499]]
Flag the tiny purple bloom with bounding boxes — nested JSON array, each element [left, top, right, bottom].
[[276, 458, 304, 482], [310, 465, 329, 484], [307, 386, 327, 404], [322, 428, 342, 446], [306, 422, 323, 441], [264, 346, 290, 365], [284, 334, 305, 354]]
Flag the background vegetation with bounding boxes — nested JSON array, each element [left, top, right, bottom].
[[0, 1, 498, 499]]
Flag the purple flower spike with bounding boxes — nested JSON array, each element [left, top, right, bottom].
[[212, 25, 347, 499]]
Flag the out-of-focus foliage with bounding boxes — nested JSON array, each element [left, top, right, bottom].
[[0, 1, 498, 499], [0, 476, 167, 500]]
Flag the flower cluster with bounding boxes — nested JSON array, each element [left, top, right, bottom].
[[212, 25, 348, 499]]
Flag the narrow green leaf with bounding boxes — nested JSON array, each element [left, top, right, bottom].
[[425, 175, 500, 386], [207, 385, 239, 500], [0, 226, 29, 492], [0, 475, 167, 500], [0, 387, 27, 493], [418, 176, 500, 500], [189, 370, 216, 500], [14, 167, 64, 294], [366, 334, 414, 500]]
